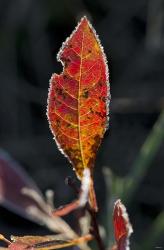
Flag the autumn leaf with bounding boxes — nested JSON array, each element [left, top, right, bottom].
[[112, 200, 133, 250], [47, 16, 110, 210]]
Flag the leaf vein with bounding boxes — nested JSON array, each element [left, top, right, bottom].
[[53, 111, 78, 127], [58, 128, 78, 141], [82, 131, 99, 141], [70, 47, 80, 57], [78, 32, 85, 167], [58, 77, 78, 101], [81, 61, 99, 76], [54, 94, 78, 111], [80, 121, 99, 127]]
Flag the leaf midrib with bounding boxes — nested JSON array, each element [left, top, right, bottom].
[[78, 31, 85, 169]]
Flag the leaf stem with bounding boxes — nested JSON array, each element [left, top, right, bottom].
[[88, 208, 105, 250], [66, 177, 105, 250]]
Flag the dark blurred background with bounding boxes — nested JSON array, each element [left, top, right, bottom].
[[0, 0, 164, 249]]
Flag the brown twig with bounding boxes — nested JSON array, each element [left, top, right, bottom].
[[65, 176, 80, 194], [88, 207, 105, 250]]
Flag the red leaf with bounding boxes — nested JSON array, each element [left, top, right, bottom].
[[113, 200, 133, 250], [47, 16, 110, 177], [47, 16, 110, 210]]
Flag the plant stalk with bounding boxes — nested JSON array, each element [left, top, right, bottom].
[[124, 110, 164, 202], [89, 208, 105, 250]]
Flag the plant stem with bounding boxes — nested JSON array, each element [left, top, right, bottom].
[[88, 208, 105, 250], [66, 176, 106, 250], [65, 176, 79, 194]]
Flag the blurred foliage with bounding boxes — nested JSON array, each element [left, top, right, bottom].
[[103, 110, 164, 249]]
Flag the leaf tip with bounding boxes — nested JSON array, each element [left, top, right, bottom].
[[113, 199, 133, 250], [79, 15, 89, 25]]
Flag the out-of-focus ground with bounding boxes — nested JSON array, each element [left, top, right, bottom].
[[0, 0, 164, 249]]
